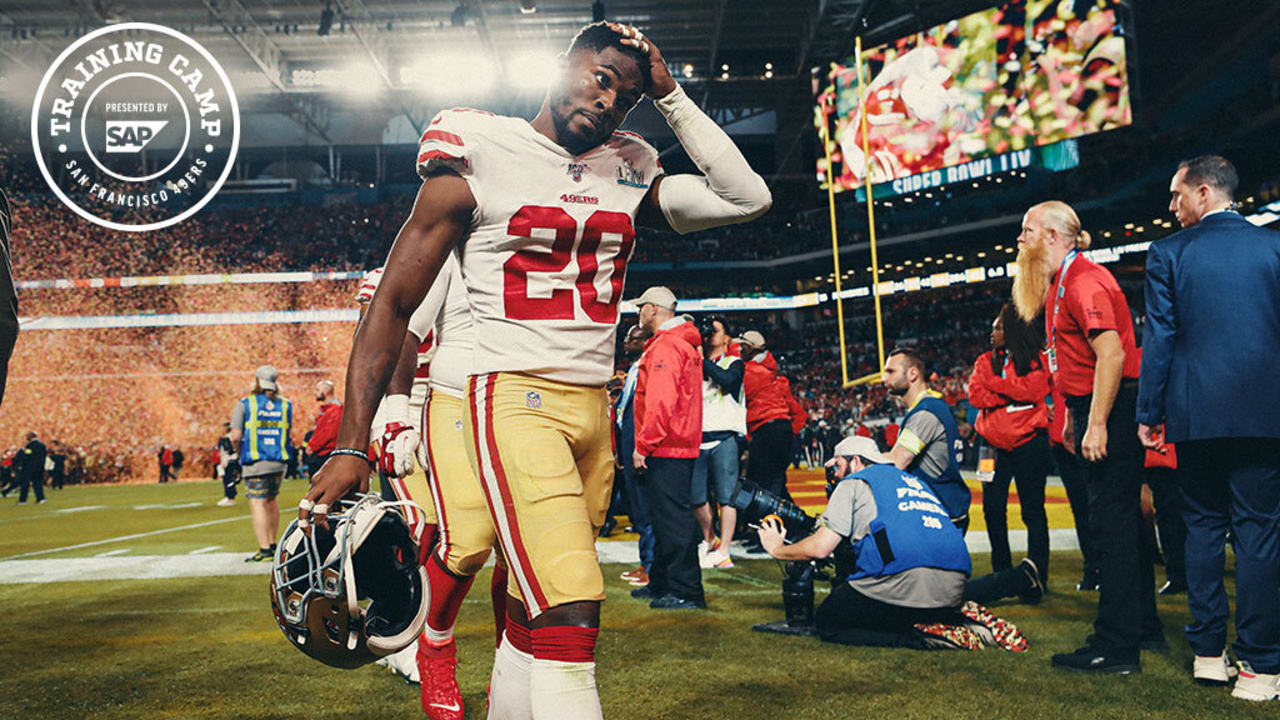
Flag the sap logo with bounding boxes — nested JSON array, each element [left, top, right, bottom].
[[105, 120, 169, 153]]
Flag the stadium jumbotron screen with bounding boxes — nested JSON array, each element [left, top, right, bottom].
[[815, 0, 1132, 193]]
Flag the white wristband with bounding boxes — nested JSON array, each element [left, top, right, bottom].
[[382, 394, 411, 427]]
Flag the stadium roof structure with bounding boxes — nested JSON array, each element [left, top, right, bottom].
[[0, 1, 1039, 136]]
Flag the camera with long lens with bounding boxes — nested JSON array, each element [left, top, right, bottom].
[[729, 481, 853, 636]]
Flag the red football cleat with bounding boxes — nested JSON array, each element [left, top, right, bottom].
[[418, 639, 463, 720]]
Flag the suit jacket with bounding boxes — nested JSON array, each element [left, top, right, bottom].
[[1137, 211, 1280, 442]]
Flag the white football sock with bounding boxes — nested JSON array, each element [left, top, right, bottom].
[[486, 633, 533, 720], [529, 658, 601, 720]]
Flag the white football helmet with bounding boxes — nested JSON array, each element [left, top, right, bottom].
[[270, 494, 428, 669]]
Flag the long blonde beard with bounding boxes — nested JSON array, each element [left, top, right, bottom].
[[1012, 244, 1052, 323]]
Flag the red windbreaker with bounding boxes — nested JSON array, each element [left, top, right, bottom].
[[307, 400, 344, 456], [743, 351, 791, 435], [968, 350, 1049, 452], [777, 375, 807, 434], [634, 320, 704, 459]]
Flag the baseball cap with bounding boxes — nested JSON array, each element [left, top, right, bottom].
[[832, 435, 890, 465], [631, 286, 677, 310], [254, 365, 280, 391], [736, 330, 766, 351]]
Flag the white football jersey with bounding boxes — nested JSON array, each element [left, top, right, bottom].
[[416, 108, 661, 386], [407, 252, 472, 399]]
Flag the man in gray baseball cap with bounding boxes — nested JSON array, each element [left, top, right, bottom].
[[230, 365, 293, 562]]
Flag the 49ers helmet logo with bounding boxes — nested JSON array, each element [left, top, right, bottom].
[[30, 23, 240, 233]]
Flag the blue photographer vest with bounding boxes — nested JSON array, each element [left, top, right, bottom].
[[240, 393, 293, 464], [902, 394, 970, 519], [847, 464, 971, 581]]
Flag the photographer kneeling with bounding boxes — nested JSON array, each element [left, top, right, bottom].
[[757, 436, 1028, 651]]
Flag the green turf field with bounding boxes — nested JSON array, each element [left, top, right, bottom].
[[0, 478, 1265, 719]]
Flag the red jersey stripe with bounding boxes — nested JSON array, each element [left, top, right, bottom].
[[420, 129, 465, 146], [481, 374, 550, 612], [417, 149, 466, 166]]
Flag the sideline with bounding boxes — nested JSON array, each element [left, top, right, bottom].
[[0, 530, 1078, 584], [0, 515, 246, 561]]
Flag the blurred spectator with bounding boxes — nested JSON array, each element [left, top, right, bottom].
[[13, 431, 47, 504], [306, 380, 343, 477]]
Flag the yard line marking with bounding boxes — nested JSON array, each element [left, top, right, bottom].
[[188, 546, 223, 555], [56, 505, 108, 514], [0, 515, 246, 561], [132, 501, 204, 510], [94, 549, 131, 557]]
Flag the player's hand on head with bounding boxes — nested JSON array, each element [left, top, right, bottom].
[[606, 22, 677, 99], [299, 454, 369, 531]]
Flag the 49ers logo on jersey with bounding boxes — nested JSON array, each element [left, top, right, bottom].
[[559, 193, 598, 205]]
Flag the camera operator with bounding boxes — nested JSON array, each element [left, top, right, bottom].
[[693, 315, 745, 569], [758, 436, 1009, 650]]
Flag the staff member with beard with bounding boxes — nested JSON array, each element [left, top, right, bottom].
[[1012, 200, 1162, 674]]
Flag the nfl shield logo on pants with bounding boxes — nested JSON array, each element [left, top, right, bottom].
[[525, 391, 542, 410]]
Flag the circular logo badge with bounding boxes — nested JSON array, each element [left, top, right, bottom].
[[30, 23, 240, 233]]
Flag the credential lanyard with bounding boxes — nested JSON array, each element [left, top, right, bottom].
[[1046, 249, 1079, 373]]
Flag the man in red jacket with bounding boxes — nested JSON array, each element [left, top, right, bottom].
[[631, 286, 706, 610], [306, 380, 343, 478], [739, 331, 794, 506]]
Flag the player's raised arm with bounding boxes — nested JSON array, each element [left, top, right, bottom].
[[608, 23, 772, 233], [299, 173, 475, 529]]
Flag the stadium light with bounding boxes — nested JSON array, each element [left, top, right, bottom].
[[977, 252, 986, 258], [401, 53, 497, 96], [682, 63, 694, 78], [508, 51, 559, 92]]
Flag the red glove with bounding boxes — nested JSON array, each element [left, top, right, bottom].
[[378, 421, 419, 477]]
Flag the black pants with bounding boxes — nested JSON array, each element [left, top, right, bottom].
[[964, 563, 1033, 604], [1144, 466, 1186, 588], [645, 456, 704, 603], [221, 465, 240, 500], [1053, 442, 1095, 575], [1065, 383, 1161, 653], [815, 582, 963, 648], [17, 473, 44, 503], [984, 430, 1050, 575], [747, 419, 793, 502]]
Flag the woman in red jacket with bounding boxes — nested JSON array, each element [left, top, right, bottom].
[[968, 303, 1051, 586]]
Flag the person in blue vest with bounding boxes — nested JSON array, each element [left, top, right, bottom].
[[230, 365, 293, 562], [758, 436, 1028, 651], [882, 347, 972, 533]]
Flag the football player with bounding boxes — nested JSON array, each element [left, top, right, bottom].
[[406, 251, 508, 719], [302, 22, 771, 719]]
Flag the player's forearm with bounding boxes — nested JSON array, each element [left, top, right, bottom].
[[654, 84, 771, 233], [386, 331, 419, 399], [335, 303, 411, 451]]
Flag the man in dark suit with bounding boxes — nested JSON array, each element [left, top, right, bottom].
[[1137, 155, 1280, 700]]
